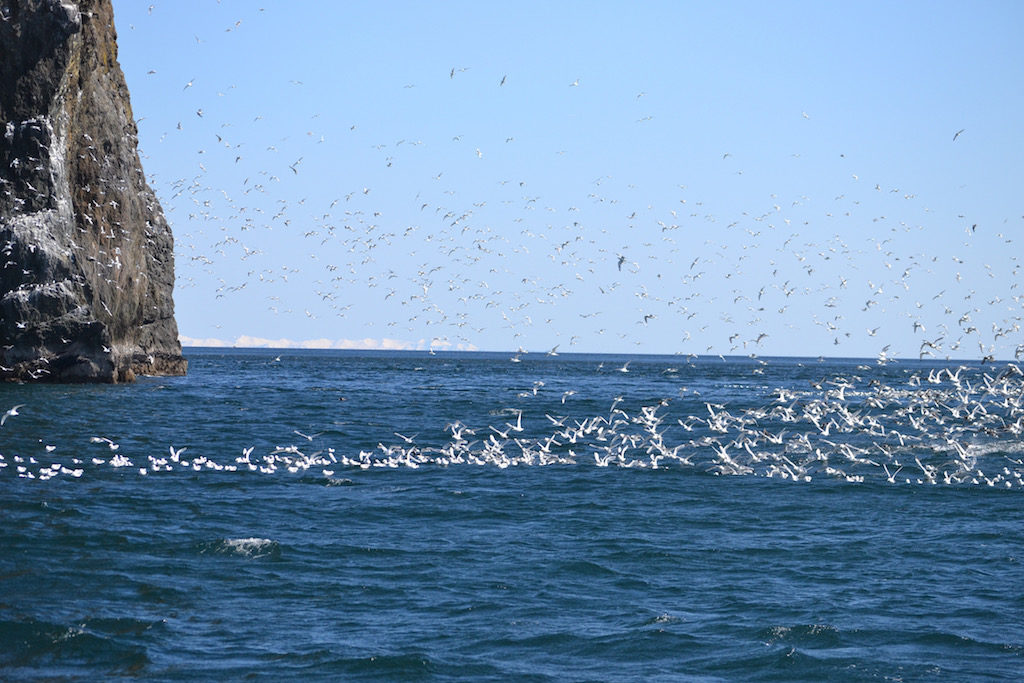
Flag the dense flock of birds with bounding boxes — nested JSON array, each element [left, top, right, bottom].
[[4, 359, 1024, 487], [3, 7, 1022, 490], [115, 6, 1023, 359]]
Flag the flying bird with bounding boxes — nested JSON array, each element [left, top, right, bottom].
[[1, 404, 24, 426]]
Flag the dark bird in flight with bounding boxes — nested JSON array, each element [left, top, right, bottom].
[[953, 129, 965, 141]]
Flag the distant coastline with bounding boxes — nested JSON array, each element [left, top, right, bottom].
[[179, 345, 1018, 365]]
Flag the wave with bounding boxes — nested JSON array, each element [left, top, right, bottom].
[[199, 537, 281, 559], [0, 616, 153, 673]]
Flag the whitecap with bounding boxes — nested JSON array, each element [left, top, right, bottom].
[[204, 537, 280, 559]]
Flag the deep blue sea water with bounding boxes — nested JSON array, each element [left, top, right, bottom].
[[2, 349, 1023, 680]]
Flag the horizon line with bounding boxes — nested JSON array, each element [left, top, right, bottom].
[[179, 343, 1019, 366]]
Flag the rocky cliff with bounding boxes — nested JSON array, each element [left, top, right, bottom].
[[0, 0, 186, 382]]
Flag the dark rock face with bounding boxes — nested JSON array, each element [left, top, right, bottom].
[[0, 0, 186, 382]]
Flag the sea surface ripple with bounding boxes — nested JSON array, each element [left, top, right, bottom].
[[1, 349, 1022, 680]]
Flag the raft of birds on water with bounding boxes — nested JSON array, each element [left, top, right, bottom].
[[3, 362, 1024, 489]]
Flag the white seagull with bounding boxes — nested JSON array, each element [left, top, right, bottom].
[[1, 404, 25, 426]]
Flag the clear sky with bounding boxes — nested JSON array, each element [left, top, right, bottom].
[[112, 1, 1024, 360]]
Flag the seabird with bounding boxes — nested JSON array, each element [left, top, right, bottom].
[[1, 404, 24, 426]]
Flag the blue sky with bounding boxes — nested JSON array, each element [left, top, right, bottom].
[[112, 1, 1024, 359]]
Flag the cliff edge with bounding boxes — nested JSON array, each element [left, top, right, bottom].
[[0, 0, 186, 382]]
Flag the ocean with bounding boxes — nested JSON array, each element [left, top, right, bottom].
[[1, 348, 1022, 680]]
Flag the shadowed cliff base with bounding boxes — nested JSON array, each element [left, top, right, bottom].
[[0, 0, 186, 382]]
